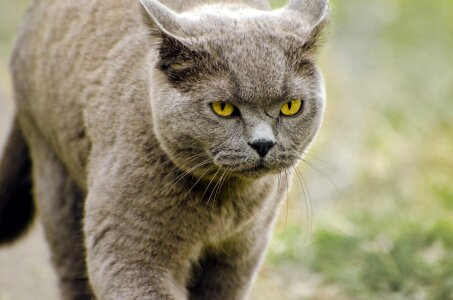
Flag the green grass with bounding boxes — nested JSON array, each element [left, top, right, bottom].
[[263, 0, 453, 299], [310, 218, 453, 299]]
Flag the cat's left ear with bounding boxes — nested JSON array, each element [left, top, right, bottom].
[[281, 0, 329, 54], [284, 0, 329, 31]]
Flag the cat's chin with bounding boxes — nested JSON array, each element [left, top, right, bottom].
[[234, 166, 269, 179], [225, 162, 287, 180]]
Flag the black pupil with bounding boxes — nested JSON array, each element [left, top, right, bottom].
[[220, 102, 226, 111], [287, 102, 292, 110]]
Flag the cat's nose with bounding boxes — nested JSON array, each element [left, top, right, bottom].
[[248, 140, 276, 158]]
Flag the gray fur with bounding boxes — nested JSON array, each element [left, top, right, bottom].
[[6, 0, 328, 298]]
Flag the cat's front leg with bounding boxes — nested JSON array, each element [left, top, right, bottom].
[[188, 229, 271, 300], [83, 165, 199, 299]]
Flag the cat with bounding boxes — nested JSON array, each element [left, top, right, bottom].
[[0, 0, 328, 299]]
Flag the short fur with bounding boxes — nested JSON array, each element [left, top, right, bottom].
[[1, 0, 328, 299]]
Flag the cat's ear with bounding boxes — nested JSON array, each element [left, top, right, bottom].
[[139, 0, 193, 42], [284, 0, 329, 31], [140, 0, 206, 83], [282, 0, 328, 54]]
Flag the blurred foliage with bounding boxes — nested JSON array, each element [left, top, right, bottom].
[[265, 0, 453, 299], [0, 0, 29, 90]]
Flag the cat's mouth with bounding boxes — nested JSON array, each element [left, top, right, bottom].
[[211, 151, 291, 178]]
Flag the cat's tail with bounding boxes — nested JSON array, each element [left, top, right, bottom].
[[0, 118, 34, 244]]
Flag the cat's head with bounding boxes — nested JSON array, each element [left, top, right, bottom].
[[141, 0, 328, 179]]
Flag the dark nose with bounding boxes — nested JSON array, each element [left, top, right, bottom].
[[248, 140, 276, 158]]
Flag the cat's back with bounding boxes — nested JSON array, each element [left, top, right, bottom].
[[10, 0, 151, 188], [11, 0, 144, 99]]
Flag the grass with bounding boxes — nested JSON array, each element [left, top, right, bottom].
[[261, 0, 453, 299]]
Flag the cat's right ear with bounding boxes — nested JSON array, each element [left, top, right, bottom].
[[139, 0, 211, 86], [139, 1, 195, 62], [139, 0, 193, 41]]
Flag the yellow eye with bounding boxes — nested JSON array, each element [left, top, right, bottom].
[[211, 102, 236, 117], [280, 99, 303, 116]]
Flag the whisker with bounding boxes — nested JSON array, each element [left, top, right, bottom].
[[297, 168, 314, 259], [158, 153, 209, 184], [168, 158, 211, 186], [302, 151, 337, 172], [227, 173, 233, 205], [296, 153, 340, 191], [292, 166, 311, 255], [182, 165, 214, 199], [300, 157, 340, 191], [234, 180, 252, 220], [283, 170, 289, 240], [212, 169, 230, 210], [207, 169, 227, 208], [172, 152, 210, 170], [250, 170, 283, 226], [269, 171, 289, 254], [202, 168, 221, 207], [155, 150, 206, 170]]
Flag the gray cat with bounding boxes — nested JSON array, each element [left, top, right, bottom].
[[0, 0, 328, 299]]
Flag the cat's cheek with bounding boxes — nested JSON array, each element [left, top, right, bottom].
[[276, 118, 318, 158]]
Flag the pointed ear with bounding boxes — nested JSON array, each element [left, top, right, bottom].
[[139, 1, 221, 89], [139, 0, 193, 42], [139, 0, 197, 75], [285, 0, 328, 31], [282, 0, 329, 55]]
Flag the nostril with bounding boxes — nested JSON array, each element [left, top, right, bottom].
[[248, 140, 276, 158]]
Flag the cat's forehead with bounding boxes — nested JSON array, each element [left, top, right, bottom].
[[186, 11, 301, 102], [152, 3, 324, 102], [184, 6, 306, 39], [213, 36, 288, 103]]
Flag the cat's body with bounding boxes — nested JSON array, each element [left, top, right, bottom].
[[1, 0, 328, 299]]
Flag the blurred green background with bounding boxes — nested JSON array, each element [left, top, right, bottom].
[[1, 0, 452, 299]]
